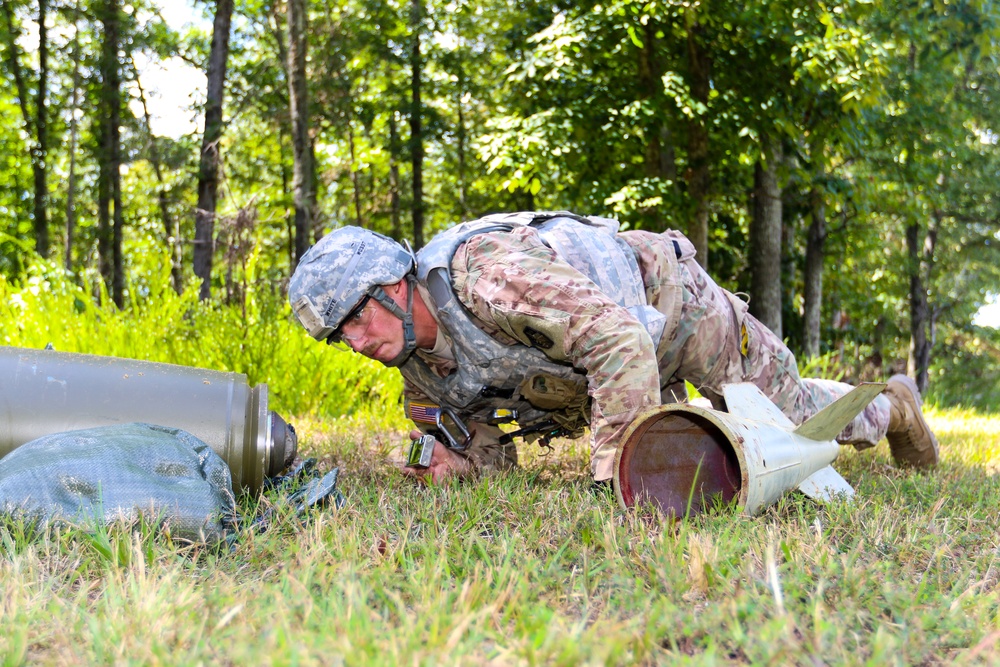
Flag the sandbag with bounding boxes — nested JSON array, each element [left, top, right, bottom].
[[0, 422, 235, 544]]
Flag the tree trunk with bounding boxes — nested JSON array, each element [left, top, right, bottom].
[[782, 209, 797, 346], [279, 127, 294, 269], [194, 0, 235, 300], [684, 11, 710, 266], [517, 190, 535, 211], [286, 0, 312, 266], [309, 137, 319, 241], [0, 0, 48, 257], [638, 19, 667, 230], [347, 117, 363, 226], [97, 0, 123, 304], [749, 138, 783, 339], [111, 109, 124, 305], [455, 62, 469, 218], [65, 16, 82, 271], [802, 185, 826, 358], [34, 0, 48, 258], [108, 1, 124, 305], [136, 76, 182, 293], [389, 111, 402, 241], [409, 0, 425, 248], [906, 219, 936, 392], [639, 37, 661, 180], [265, 0, 294, 265]]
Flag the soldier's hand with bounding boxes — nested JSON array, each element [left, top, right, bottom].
[[401, 429, 472, 484]]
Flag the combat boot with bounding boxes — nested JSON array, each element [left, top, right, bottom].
[[884, 374, 939, 468]]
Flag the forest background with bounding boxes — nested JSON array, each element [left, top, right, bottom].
[[1, 0, 1000, 420]]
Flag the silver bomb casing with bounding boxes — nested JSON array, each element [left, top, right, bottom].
[[0, 346, 297, 493]]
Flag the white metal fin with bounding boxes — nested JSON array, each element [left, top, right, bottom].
[[793, 383, 887, 442], [723, 383, 795, 428], [797, 465, 855, 501]]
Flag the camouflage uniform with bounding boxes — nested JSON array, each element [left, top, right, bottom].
[[405, 224, 891, 481]]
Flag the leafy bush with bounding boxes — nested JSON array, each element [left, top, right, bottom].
[[796, 337, 1000, 414], [925, 327, 1000, 412], [0, 251, 404, 424]]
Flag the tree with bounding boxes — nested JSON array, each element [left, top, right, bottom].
[[1, 0, 49, 258], [802, 184, 827, 358], [683, 6, 712, 265], [194, 0, 235, 300], [408, 0, 425, 247], [96, 0, 125, 305], [286, 0, 312, 266], [748, 139, 783, 337], [389, 110, 402, 237], [64, 11, 82, 271], [855, 0, 1000, 390]]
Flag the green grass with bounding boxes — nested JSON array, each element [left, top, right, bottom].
[[4, 255, 1000, 664], [0, 255, 404, 423], [2, 408, 1000, 665]]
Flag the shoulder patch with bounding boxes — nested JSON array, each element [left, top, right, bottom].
[[523, 326, 554, 350]]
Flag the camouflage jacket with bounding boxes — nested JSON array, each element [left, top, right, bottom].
[[404, 215, 691, 480]]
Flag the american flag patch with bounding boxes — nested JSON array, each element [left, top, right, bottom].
[[408, 403, 441, 425]]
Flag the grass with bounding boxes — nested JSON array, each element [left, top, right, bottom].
[[2, 407, 1000, 666], [3, 258, 1000, 664]]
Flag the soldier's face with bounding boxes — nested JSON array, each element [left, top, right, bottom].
[[344, 298, 405, 363]]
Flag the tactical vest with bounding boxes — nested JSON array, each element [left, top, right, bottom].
[[399, 212, 667, 432]]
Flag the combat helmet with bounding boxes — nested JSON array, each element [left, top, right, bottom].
[[289, 227, 418, 366]]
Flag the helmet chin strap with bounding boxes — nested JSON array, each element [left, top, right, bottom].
[[368, 275, 417, 367]]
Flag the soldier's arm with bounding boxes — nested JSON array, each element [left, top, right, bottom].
[[451, 227, 661, 481], [403, 380, 517, 474]]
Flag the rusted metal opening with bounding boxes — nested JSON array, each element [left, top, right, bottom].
[[617, 410, 742, 518]]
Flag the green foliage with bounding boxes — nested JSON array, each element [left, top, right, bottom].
[[0, 249, 405, 423], [926, 326, 1000, 412], [796, 350, 850, 383]]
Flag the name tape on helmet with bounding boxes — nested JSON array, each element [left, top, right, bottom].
[[322, 298, 338, 319]]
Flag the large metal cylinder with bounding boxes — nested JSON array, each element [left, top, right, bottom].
[[614, 406, 743, 518], [0, 346, 297, 492]]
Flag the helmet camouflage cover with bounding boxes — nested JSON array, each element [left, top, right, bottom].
[[288, 227, 414, 341]]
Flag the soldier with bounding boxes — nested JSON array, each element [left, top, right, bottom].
[[288, 212, 939, 486]]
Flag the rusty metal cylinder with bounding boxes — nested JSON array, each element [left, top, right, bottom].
[[0, 346, 297, 493]]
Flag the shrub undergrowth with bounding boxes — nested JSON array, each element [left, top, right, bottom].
[[0, 252, 404, 426]]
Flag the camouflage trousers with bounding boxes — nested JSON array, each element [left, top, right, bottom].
[[655, 241, 890, 448]]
